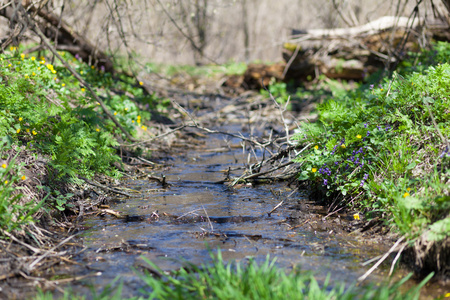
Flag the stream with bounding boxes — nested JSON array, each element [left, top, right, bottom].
[[59, 94, 443, 298]]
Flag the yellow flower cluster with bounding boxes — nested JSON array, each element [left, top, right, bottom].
[[46, 64, 57, 74]]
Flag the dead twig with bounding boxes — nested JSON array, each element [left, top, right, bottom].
[[358, 236, 406, 282], [28, 234, 76, 271], [78, 176, 133, 197]]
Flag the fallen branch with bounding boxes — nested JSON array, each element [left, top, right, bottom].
[[358, 236, 406, 282], [78, 176, 133, 197], [24, 10, 138, 142]]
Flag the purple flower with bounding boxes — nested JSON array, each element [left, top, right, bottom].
[[323, 179, 328, 186], [369, 84, 374, 90], [364, 123, 368, 128]]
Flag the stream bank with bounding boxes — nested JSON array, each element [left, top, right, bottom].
[[41, 90, 447, 299]]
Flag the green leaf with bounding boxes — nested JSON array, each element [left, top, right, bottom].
[[406, 162, 417, 170], [427, 217, 450, 241]]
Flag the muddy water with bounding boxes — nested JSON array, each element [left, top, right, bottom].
[[68, 130, 400, 297]]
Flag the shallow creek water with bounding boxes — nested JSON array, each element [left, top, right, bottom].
[[65, 128, 405, 297]]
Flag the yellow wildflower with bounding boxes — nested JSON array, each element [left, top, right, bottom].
[[54, 77, 57, 81], [52, 70, 57, 74], [26, 129, 30, 133], [314, 145, 319, 150], [21, 175, 26, 180], [40, 60, 45, 65], [31, 56, 36, 61], [81, 88, 86, 92], [24, 74, 29, 79], [46, 64, 54, 70], [80, 71, 84, 75], [1, 164, 6, 169], [96, 128, 100, 132], [16, 128, 20, 134], [124, 107, 128, 111], [132, 120, 135, 123], [19, 117, 23, 121], [356, 134, 362, 139], [341, 144, 346, 149], [353, 213, 360, 220], [32, 130, 37, 135], [141, 125, 147, 131], [91, 65, 95, 69], [380, 88, 384, 91], [137, 115, 141, 119], [114, 111, 118, 116], [137, 119, 141, 124], [20, 53, 25, 59], [62, 83, 65, 87], [9, 46, 15, 51], [403, 192, 410, 198], [407, 188, 411, 191], [139, 81, 143, 86], [32, 72, 36, 76], [311, 168, 317, 173], [4, 180, 8, 185], [8, 64, 11, 67]]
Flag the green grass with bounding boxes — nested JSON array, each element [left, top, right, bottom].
[[292, 42, 450, 241], [33, 251, 433, 300], [145, 61, 248, 78]]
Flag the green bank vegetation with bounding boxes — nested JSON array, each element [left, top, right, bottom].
[[0, 46, 161, 233], [291, 42, 450, 242]]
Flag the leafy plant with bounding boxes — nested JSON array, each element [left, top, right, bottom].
[[292, 42, 450, 241], [0, 139, 46, 232]]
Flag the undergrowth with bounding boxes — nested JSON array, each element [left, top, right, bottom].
[[292, 42, 450, 241], [0, 46, 163, 231]]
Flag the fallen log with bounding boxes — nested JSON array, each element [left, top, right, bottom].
[[283, 16, 449, 82]]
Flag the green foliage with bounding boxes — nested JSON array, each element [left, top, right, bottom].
[[0, 139, 47, 232], [0, 46, 165, 219], [134, 250, 429, 300], [260, 80, 290, 105], [292, 42, 450, 241], [0, 48, 155, 181], [146, 61, 248, 77]]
